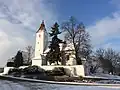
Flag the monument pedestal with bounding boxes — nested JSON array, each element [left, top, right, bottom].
[[32, 55, 47, 66], [32, 56, 42, 66], [40, 65, 85, 76]]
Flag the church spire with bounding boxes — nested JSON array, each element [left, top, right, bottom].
[[36, 20, 45, 33]]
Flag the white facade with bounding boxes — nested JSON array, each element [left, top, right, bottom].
[[32, 21, 48, 66], [32, 24, 77, 66], [31, 21, 85, 76], [41, 65, 85, 76], [66, 54, 76, 65], [0, 65, 85, 76]]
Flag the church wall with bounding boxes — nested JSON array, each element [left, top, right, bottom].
[[34, 32, 44, 58], [0, 67, 14, 75], [32, 59, 42, 66], [66, 54, 76, 65], [43, 30, 48, 52], [40, 65, 85, 76]]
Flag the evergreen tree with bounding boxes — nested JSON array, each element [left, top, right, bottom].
[[46, 22, 65, 65], [14, 50, 23, 67]]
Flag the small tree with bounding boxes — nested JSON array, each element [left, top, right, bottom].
[[26, 45, 34, 65], [14, 50, 23, 67], [61, 16, 91, 65]]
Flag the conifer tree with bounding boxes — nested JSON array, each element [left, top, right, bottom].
[[46, 22, 65, 65], [14, 50, 23, 67]]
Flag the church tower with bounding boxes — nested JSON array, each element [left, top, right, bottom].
[[32, 21, 48, 66]]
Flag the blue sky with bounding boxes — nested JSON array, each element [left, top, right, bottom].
[[54, 0, 120, 50], [0, 0, 120, 66], [56, 0, 116, 25]]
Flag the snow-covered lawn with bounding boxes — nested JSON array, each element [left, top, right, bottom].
[[85, 73, 120, 80], [1, 73, 120, 90], [0, 80, 120, 90]]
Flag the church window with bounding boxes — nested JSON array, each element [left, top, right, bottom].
[[67, 55, 69, 60], [39, 34, 41, 37]]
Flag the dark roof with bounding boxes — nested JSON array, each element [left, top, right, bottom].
[[36, 20, 46, 33]]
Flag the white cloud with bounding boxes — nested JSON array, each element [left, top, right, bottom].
[[87, 11, 120, 50], [0, 0, 58, 67], [87, 0, 120, 50], [109, 0, 120, 9]]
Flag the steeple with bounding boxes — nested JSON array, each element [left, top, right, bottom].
[[32, 20, 48, 66], [36, 20, 45, 33]]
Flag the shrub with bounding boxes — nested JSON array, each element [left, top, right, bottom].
[[64, 68, 72, 77], [23, 65, 45, 74], [8, 68, 23, 76], [47, 67, 65, 76], [79, 76, 84, 81]]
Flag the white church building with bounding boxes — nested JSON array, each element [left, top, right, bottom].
[[31, 21, 85, 76], [32, 21, 48, 66], [1, 21, 85, 76]]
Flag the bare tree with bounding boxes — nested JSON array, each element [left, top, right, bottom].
[[61, 16, 91, 65], [104, 48, 120, 67], [95, 48, 105, 58], [94, 48, 120, 74], [26, 45, 34, 65]]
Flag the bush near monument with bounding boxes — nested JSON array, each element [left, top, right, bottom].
[[23, 65, 45, 74], [46, 67, 65, 76]]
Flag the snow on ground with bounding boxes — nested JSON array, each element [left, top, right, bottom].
[[93, 73, 120, 79], [85, 73, 120, 80], [0, 80, 120, 90]]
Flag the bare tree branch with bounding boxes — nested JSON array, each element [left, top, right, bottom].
[[26, 45, 34, 65], [61, 16, 92, 65]]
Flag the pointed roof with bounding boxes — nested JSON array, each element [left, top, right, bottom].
[[36, 20, 45, 33]]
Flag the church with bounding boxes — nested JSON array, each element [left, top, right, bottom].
[[32, 21, 78, 66], [31, 21, 85, 76]]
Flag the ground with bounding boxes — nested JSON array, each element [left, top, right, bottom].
[[0, 80, 119, 90]]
